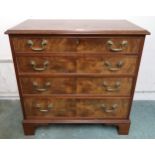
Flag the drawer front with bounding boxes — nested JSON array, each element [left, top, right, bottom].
[[20, 77, 132, 96], [77, 78, 133, 96], [12, 37, 141, 53], [77, 56, 137, 75], [12, 37, 77, 52], [76, 99, 129, 118], [23, 98, 76, 118], [17, 56, 76, 74], [16, 56, 137, 75], [20, 77, 75, 94], [23, 97, 129, 119], [76, 38, 141, 53]]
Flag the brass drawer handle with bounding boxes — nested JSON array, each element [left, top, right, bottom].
[[101, 104, 118, 113], [104, 60, 124, 72], [102, 81, 121, 92], [27, 39, 48, 51], [35, 103, 53, 113], [32, 81, 51, 92], [30, 60, 49, 71], [107, 40, 128, 52]]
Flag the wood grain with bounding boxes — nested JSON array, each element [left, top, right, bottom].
[[23, 97, 130, 119], [5, 20, 150, 35], [76, 99, 129, 118], [77, 77, 133, 96], [16, 55, 137, 75], [77, 55, 137, 75], [17, 56, 76, 74], [19, 77, 132, 96], [12, 36, 141, 53], [20, 77, 75, 94]]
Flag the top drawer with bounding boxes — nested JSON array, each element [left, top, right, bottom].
[[12, 36, 142, 53]]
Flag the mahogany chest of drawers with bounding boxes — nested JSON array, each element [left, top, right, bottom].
[[5, 20, 150, 135]]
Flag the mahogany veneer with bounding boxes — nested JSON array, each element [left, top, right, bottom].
[[5, 20, 150, 135]]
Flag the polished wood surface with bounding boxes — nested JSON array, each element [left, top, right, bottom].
[[5, 20, 150, 35], [12, 36, 141, 53], [6, 20, 150, 135], [17, 55, 137, 75], [24, 98, 76, 118], [23, 97, 129, 119], [77, 55, 137, 75], [17, 56, 75, 73], [12, 37, 77, 52], [77, 78, 132, 96], [20, 77, 75, 94], [20, 77, 132, 96], [76, 99, 129, 118]]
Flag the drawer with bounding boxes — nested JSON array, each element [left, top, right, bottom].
[[76, 37, 141, 53], [77, 78, 133, 96], [12, 37, 77, 52], [16, 55, 137, 75], [12, 37, 141, 53], [76, 99, 129, 118], [23, 98, 76, 118], [20, 77, 133, 96], [23, 97, 130, 119], [17, 56, 76, 74], [20, 77, 75, 94], [77, 55, 137, 75]]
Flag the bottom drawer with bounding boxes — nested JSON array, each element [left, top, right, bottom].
[[76, 99, 130, 118], [23, 97, 130, 119]]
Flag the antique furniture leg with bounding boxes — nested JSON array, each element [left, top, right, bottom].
[[23, 122, 36, 135], [117, 121, 131, 135]]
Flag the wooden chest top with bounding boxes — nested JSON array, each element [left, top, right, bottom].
[[5, 19, 150, 35]]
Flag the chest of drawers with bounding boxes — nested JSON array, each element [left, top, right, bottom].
[[5, 20, 150, 135]]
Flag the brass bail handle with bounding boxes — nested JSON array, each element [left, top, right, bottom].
[[102, 81, 121, 92], [107, 40, 128, 52], [27, 39, 48, 51], [35, 103, 53, 112], [32, 81, 51, 92], [104, 60, 124, 72], [30, 60, 49, 71], [101, 104, 118, 113]]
